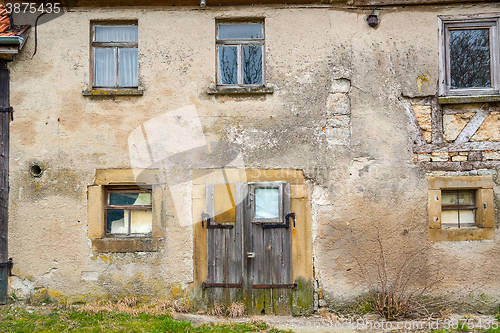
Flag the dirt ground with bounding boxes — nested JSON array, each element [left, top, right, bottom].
[[174, 312, 499, 333]]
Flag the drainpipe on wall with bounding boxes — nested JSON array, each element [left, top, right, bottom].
[[0, 59, 11, 305]]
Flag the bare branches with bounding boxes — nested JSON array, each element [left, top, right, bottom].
[[350, 212, 439, 320]]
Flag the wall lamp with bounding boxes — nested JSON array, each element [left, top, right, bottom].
[[367, 7, 379, 28], [200, 0, 207, 7]]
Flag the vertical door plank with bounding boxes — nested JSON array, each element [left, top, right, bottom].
[[263, 228, 273, 314], [206, 185, 215, 307]]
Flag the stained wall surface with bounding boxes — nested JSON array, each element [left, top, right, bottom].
[[6, 3, 500, 310]]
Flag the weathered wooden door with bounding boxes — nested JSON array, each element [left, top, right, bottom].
[[244, 182, 292, 315], [204, 182, 293, 314], [204, 184, 244, 308]]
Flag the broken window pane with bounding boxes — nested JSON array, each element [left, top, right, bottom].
[[219, 46, 238, 85], [106, 209, 128, 234], [109, 192, 151, 206], [243, 46, 263, 84], [106, 189, 152, 236], [450, 28, 491, 89], [255, 188, 279, 219], [218, 24, 262, 39]]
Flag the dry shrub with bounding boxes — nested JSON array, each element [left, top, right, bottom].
[[79, 298, 173, 316], [226, 302, 245, 318], [208, 302, 225, 317], [318, 308, 338, 323], [351, 215, 439, 320]]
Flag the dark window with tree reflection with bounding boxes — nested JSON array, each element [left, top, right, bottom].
[[217, 22, 264, 85], [449, 28, 491, 89]]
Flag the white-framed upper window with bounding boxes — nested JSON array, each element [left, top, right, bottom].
[[439, 15, 500, 96], [216, 21, 264, 86], [92, 22, 138, 88]]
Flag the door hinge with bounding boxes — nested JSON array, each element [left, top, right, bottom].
[[262, 212, 295, 229]]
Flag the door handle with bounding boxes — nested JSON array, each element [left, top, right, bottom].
[[247, 252, 255, 258]]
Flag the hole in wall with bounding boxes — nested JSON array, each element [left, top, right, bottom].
[[30, 164, 43, 177]]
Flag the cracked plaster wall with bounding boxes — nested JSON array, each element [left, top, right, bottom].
[[5, 3, 500, 310]]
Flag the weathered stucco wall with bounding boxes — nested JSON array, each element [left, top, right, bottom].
[[5, 2, 500, 311]]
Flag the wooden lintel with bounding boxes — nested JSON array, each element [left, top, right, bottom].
[[58, 0, 323, 7], [350, 0, 496, 6], [413, 142, 500, 153]]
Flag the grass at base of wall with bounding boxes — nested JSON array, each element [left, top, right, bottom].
[[0, 307, 290, 333]]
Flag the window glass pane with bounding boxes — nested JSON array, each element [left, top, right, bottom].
[[94, 48, 115, 87], [457, 191, 473, 205], [218, 24, 262, 39], [441, 192, 457, 205], [219, 46, 238, 85], [441, 210, 458, 225], [441, 209, 475, 227], [255, 188, 279, 219], [459, 209, 475, 225], [243, 46, 263, 84], [95, 26, 138, 42], [130, 210, 153, 234], [109, 192, 151, 206], [442, 191, 473, 205], [106, 209, 129, 234], [449, 28, 491, 89], [118, 48, 138, 87]]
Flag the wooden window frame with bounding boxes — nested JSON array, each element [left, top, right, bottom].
[[438, 15, 500, 96], [249, 182, 287, 224], [440, 189, 477, 229], [105, 186, 152, 238], [428, 176, 494, 241], [216, 20, 265, 87], [88, 169, 163, 253], [91, 21, 139, 89]]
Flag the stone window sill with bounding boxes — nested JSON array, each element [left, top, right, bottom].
[[91, 238, 159, 252], [438, 95, 500, 104], [82, 89, 144, 96], [207, 86, 274, 95]]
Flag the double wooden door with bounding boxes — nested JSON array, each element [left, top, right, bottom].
[[203, 183, 294, 315]]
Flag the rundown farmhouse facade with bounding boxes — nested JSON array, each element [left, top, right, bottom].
[[1, 0, 500, 314]]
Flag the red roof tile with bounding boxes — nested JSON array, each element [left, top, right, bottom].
[[0, 5, 29, 38]]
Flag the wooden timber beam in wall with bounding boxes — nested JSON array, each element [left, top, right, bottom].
[[350, 0, 498, 6], [54, 0, 329, 7], [0, 60, 10, 305]]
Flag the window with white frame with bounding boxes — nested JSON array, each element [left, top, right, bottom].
[[439, 15, 500, 96], [216, 21, 264, 86], [92, 22, 138, 88]]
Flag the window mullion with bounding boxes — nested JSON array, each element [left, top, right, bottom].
[[128, 210, 131, 235], [492, 22, 500, 91], [238, 44, 243, 85], [115, 47, 119, 88]]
